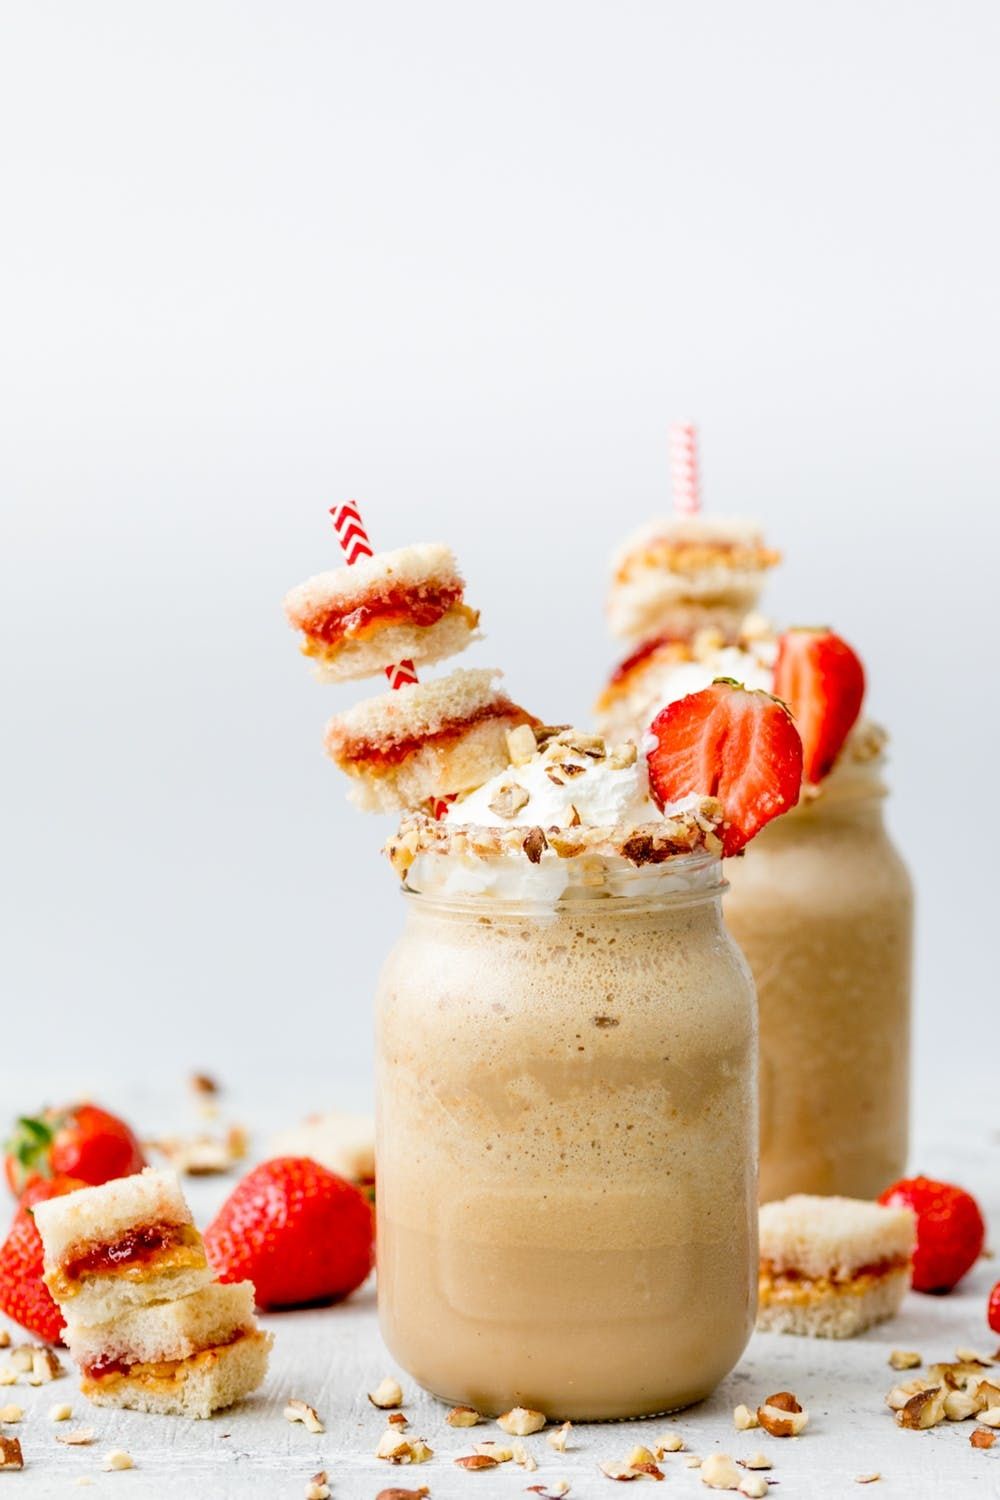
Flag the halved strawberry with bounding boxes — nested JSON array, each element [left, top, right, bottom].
[[647, 679, 803, 855], [772, 628, 865, 784]]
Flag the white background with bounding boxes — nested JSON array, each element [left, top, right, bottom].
[[2, 1, 997, 1112]]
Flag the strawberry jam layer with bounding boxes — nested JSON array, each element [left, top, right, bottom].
[[341, 703, 533, 770], [61, 1222, 188, 1282], [760, 1255, 909, 1290], [304, 584, 464, 646]]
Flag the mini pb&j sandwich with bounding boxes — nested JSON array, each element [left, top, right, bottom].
[[34, 1168, 213, 1324], [324, 666, 537, 813], [284, 541, 480, 681], [757, 1194, 917, 1338]]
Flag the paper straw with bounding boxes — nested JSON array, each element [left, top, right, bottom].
[[668, 422, 702, 515], [329, 501, 419, 688]]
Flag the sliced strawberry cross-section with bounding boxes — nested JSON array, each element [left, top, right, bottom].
[[646, 679, 803, 856], [772, 628, 865, 785]]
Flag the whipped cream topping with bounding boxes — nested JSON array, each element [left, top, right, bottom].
[[445, 734, 661, 831], [645, 641, 775, 711]]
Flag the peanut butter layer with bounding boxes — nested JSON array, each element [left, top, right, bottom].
[[81, 1330, 257, 1397], [49, 1223, 206, 1302], [759, 1255, 910, 1306], [616, 538, 781, 584]]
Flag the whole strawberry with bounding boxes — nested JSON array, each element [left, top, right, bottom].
[[988, 1281, 1000, 1335], [0, 1176, 84, 1342], [4, 1103, 145, 1197], [204, 1157, 374, 1310], [879, 1176, 986, 1294]]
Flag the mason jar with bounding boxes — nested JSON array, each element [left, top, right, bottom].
[[375, 855, 758, 1420], [725, 779, 913, 1203]]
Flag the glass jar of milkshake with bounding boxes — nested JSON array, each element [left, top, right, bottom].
[[596, 627, 914, 1203], [375, 723, 781, 1421], [725, 751, 913, 1201]]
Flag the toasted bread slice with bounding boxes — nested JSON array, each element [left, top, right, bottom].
[[66, 1281, 257, 1370]]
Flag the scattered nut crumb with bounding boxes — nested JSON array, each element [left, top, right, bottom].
[[369, 1377, 404, 1410], [285, 1399, 325, 1434], [387, 1412, 408, 1429], [375, 1490, 429, 1500], [49, 1403, 72, 1421], [972, 1428, 997, 1449], [305, 1472, 331, 1500], [889, 1350, 922, 1371], [512, 1439, 537, 1471], [0, 1368, 15, 1387], [979, 1406, 1000, 1428], [700, 1452, 743, 1489], [739, 1454, 772, 1470], [598, 1458, 664, 1480], [0, 1436, 22, 1471], [75, 1481, 94, 1489], [8, 1348, 32, 1375], [57, 1429, 96, 1446], [376, 1430, 415, 1462], [548, 1421, 572, 1452], [447, 1405, 482, 1427], [527, 1485, 571, 1499], [0, 1406, 23, 1423], [684, 1455, 703, 1468], [944, 1389, 979, 1421], [757, 1392, 808, 1437], [0, 1334, 8, 1350], [957, 1348, 994, 1366], [855, 1477, 881, 1486], [498, 1406, 546, 1436], [455, 1453, 499, 1470], [733, 1404, 758, 1431], [507, 724, 538, 767], [473, 1441, 513, 1463], [102, 1449, 134, 1471], [408, 1438, 433, 1465], [654, 1433, 684, 1455], [27, 1347, 63, 1384], [627, 1446, 657, 1467], [739, 1479, 768, 1499], [896, 1387, 946, 1430], [190, 1071, 219, 1094]]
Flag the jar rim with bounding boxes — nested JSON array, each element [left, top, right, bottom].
[[400, 847, 728, 916]]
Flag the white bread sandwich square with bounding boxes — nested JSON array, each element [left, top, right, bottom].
[[66, 1281, 270, 1419], [33, 1169, 213, 1324], [757, 1194, 916, 1338]]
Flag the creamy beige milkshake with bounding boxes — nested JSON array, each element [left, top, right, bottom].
[[726, 768, 913, 1201], [376, 858, 757, 1419], [374, 707, 803, 1420]]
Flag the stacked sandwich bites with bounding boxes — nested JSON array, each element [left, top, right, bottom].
[[34, 1170, 271, 1418], [284, 538, 536, 812], [607, 514, 780, 644]]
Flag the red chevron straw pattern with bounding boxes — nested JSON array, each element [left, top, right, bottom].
[[329, 500, 417, 689], [668, 422, 701, 515], [330, 500, 375, 565]]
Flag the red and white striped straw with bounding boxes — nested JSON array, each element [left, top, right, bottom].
[[329, 501, 419, 689], [668, 422, 702, 516]]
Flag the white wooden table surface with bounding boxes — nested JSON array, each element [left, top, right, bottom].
[[2, 1079, 998, 1500]]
